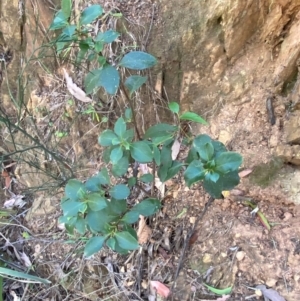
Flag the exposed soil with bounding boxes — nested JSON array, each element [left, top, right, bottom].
[[1, 1, 300, 301]]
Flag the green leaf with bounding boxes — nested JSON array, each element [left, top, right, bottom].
[[130, 141, 153, 163], [115, 231, 139, 250], [199, 142, 214, 162], [185, 147, 199, 164], [61, 0, 72, 19], [125, 108, 132, 121], [112, 156, 129, 177], [211, 140, 227, 157], [164, 161, 184, 182], [124, 75, 147, 96], [168, 102, 180, 114], [119, 51, 157, 70], [65, 179, 86, 201], [98, 56, 106, 66], [215, 152, 243, 174], [193, 134, 212, 150], [79, 5, 103, 25], [0, 267, 51, 284], [114, 117, 126, 137], [132, 198, 161, 216], [86, 193, 107, 211], [106, 237, 129, 254], [140, 173, 154, 183], [203, 171, 240, 198], [108, 199, 127, 215], [109, 184, 130, 200], [97, 168, 110, 185], [121, 211, 140, 224], [180, 112, 208, 124], [84, 236, 106, 257], [153, 145, 161, 165], [95, 30, 120, 43], [84, 69, 101, 94], [184, 160, 205, 187], [128, 177, 137, 187], [98, 65, 120, 95], [61, 200, 86, 217], [49, 10, 68, 30], [98, 129, 118, 146], [75, 217, 86, 235], [160, 144, 173, 168], [110, 146, 123, 164], [86, 209, 118, 232], [62, 25, 76, 37], [144, 123, 177, 139], [123, 129, 134, 142], [203, 283, 232, 295], [205, 172, 220, 183], [85, 176, 102, 192], [94, 41, 104, 53]]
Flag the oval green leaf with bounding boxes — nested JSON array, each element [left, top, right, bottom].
[[112, 156, 129, 177], [65, 179, 86, 201], [199, 142, 214, 162], [98, 129, 118, 146], [215, 152, 243, 174], [86, 193, 107, 211], [184, 160, 205, 187], [130, 141, 153, 163], [121, 211, 140, 224], [109, 184, 130, 200], [180, 112, 208, 125], [84, 69, 102, 94], [119, 51, 157, 70], [110, 146, 123, 164], [84, 236, 106, 258], [79, 5, 103, 25], [61, 200, 87, 217], [95, 30, 120, 43], [168, 102, 180, 114], [140, 173, 154, 183], [132, 198, 161, 216], [49, 10, 68, 30], [124, 75, 147, 95], [98, 65, 120, 95], [61, 0, 72, 19], [114, 117, 126, 137], [115, 231, 139, 250]]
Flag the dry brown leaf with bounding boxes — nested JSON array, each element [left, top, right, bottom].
[[63, 68, 93, 103], [171, 139, 181, 160], [238, 169, 253, 178], [137, 215, 152, 244], [2, 170, 11, 189]]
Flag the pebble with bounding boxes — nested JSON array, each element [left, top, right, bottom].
[[236, 251, 246, 261]]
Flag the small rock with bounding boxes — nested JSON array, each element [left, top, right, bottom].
[[189, 217, 196, 224], [283, 212, 293, 221], [255, 289, 263, 297], [236, 251, 246, 261], [202, 253, 212, 263], [285, 112, 300, 144], [218, 130, 232, 145], [266, 278, 277, 287]]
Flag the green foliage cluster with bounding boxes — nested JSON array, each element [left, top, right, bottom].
[[49, 0, 156, 95], [60, 104, 242, 257], [51, 1, 243, 258]]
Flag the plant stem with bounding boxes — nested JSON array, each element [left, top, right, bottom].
[[120, 83, 141, 140]]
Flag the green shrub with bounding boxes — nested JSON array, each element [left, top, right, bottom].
[[50, 1, 243, 257]]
